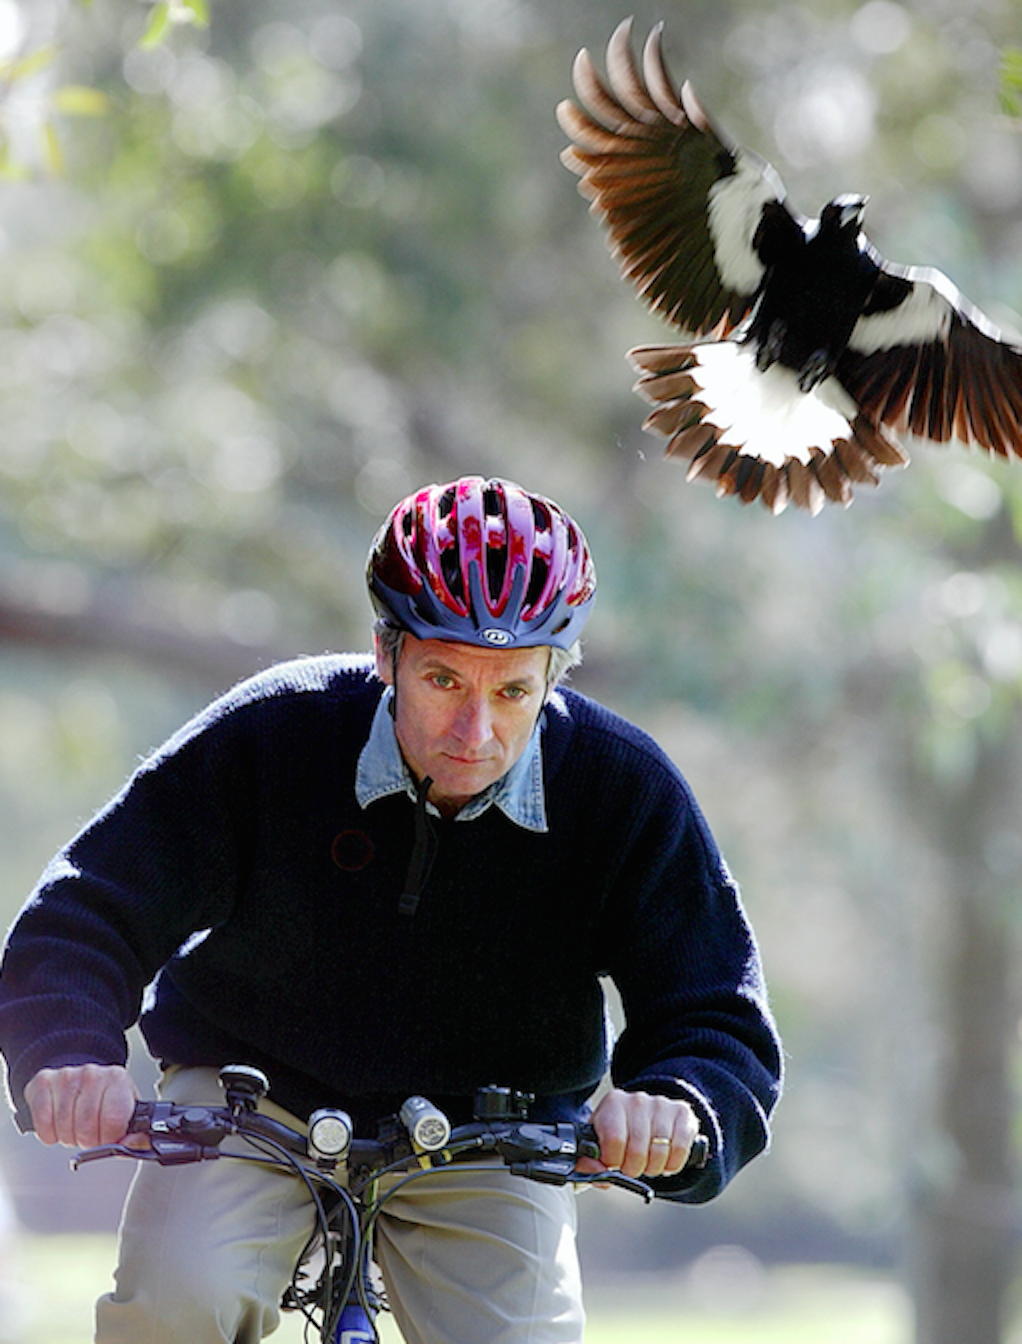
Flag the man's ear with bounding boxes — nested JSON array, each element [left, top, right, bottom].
[[373, 634, 394, 685]]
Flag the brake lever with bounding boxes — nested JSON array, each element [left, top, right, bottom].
[[73, 1135, 226, 1168], [573, 1169, 655, 1201], [72, 1143, 141, 1169], [74, 1102, 234, 1170]]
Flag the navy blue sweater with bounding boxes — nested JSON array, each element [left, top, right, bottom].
[[0, 655, 781, 1201]]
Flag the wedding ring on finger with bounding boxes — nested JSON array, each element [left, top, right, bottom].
[[650, 1136, 672, 1147]]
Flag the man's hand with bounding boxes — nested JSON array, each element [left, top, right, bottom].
[[24, 1064, 139, 1148], [581, 1088, 700, 1180]]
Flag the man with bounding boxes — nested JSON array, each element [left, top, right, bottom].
[[0, 476, 781, 1343]]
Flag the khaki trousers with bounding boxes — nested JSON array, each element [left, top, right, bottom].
[[95, 1067, 585, 1344]]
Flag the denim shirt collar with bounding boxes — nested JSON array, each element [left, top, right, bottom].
[[355, 687, 548, 832]]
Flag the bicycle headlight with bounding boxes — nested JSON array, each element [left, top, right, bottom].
[[307, 1109, 353, 1162], [399, 1096, 451, 1153]]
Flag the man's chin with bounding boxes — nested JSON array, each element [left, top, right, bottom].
[[431, 764, 499, 810]]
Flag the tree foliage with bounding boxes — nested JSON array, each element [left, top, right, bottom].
[[1, 0, 1022, 1337]]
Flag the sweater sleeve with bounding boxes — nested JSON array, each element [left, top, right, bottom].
[[0, 714, 244, 1130], [600, 749, 783, 1204]]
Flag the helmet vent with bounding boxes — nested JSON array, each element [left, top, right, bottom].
[[485, 547, 505, 607], [441, 549, 463, 602], [525, 557, 550, 611]]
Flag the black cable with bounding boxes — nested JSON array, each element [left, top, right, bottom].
[[233, 1130, 360, 1343]]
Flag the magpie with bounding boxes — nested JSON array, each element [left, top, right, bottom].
[[556, 18, 1022, 513]]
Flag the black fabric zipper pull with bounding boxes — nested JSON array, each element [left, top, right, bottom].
[[398, 775, 438, 916]]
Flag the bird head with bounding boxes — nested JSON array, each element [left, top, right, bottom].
[[824, 194, 869, 232]]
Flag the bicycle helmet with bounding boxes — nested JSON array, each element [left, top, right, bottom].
[[367, 476, 596, 649]]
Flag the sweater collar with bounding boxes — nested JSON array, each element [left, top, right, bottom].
[[355, 687, 548, 833]]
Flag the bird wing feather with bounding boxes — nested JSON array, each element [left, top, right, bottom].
[[556, 17, 789, 338], [841, 265, 1022, 459]]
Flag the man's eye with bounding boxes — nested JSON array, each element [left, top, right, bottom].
[[503, 686, 528, 700], [431, 674, 455, 689]]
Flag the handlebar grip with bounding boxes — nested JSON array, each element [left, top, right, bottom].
[[577, 1122, 601, 1162], [577, 1122, 709, 1171], [687, 1134, 709, 1170], [127, 1100, 156, 1132]]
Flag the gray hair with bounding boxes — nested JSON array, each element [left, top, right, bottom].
[[373, 620, 582, 690]]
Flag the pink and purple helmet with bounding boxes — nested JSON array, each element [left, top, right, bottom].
[[367, 476, 596, 650]]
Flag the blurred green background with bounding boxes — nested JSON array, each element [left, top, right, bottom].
[[0, 0, 1020, 1340]]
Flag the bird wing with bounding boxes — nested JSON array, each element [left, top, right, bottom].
[[556, 18, 797, 338], [839, 261, 1022, 459]]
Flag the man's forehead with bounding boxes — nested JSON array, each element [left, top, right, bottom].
[[407, 638, 550, 680]]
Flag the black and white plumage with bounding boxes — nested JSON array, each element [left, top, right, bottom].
[[556, 18, 1022, 513]]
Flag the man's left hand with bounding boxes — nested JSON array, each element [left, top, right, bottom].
[[581, 1088, 700, 1180]]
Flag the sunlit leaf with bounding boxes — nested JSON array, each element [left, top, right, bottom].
[[0, 46, 59, 83], [139, 0, 210, 46], [1000, 48, 1022, 118], [41, 119, 65, 175], [183, 0, 211, 25], [0, 131, 20, 181], [1001, 47, 1022, 86], [52, 85, 112, 118], [140, 3, 172, 50]]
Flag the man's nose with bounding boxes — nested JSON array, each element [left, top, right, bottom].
[[453, 695, 492, 747]]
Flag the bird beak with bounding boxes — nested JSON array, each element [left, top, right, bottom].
[[839, 195, 868, 229]]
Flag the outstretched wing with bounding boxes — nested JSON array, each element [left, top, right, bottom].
[[556, 18, 798, 339], [838, 263, 1022, 459]]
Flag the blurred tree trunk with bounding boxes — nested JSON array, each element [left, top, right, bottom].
[[907, 726, 1021, 1344], [0, 582, 277, 686]]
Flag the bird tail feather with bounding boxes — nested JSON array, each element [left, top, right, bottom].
[[629, 343, 908, 513]]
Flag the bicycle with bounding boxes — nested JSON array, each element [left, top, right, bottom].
[[73, 1064, 709, 1344]]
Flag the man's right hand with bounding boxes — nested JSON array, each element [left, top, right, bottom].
[[24, 1063, 139, 1148]]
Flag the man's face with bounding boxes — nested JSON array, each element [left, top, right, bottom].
[[375, 634, 551, 818]]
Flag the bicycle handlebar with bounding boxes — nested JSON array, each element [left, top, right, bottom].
[[73, 1085, 710, 1204], [70, 1074, 710, 1344]]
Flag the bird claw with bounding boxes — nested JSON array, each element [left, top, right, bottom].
[[753, 321, 785, 373], [797, 350, 832, 392]]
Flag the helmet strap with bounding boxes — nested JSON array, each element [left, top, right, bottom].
[[398, 774, 437, 916]]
